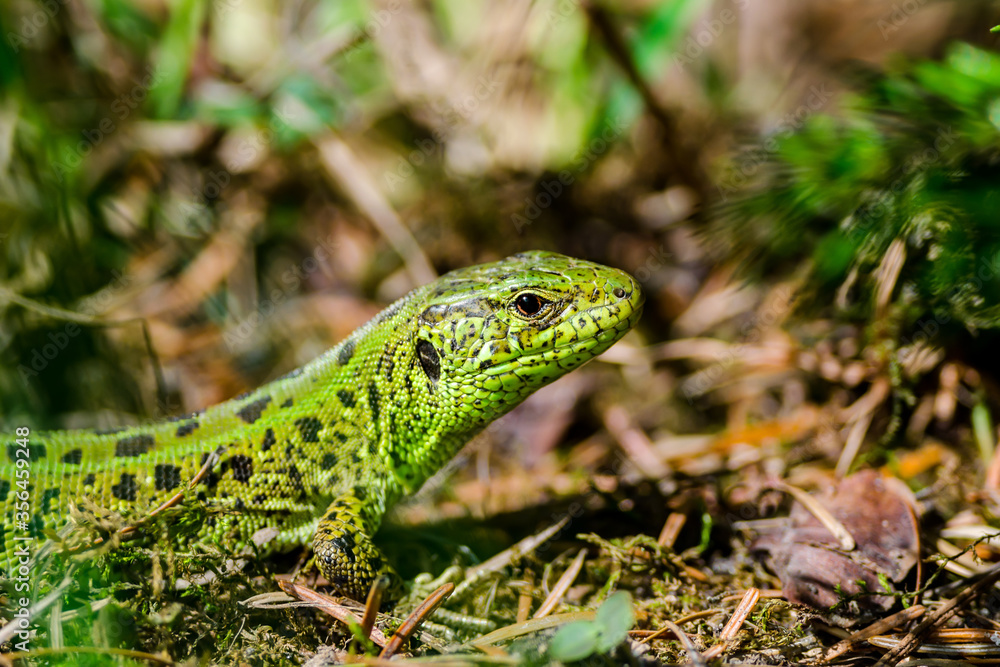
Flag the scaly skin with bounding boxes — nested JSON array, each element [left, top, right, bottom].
[[1, 251, 643, 600]]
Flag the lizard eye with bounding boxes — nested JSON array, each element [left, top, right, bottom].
[[513, 293, 549, 318]]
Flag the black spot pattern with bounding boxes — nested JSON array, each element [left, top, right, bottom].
[[154, 464, 182, 491], [41, 488, 60, 514], [337, 338, 356, 365], [295, 417, 323, 443], [112, 473, 138, 501], [336, 390, 356, 408], [281, 398, 293, 408], [0, 480, 9, 502], [29, 513, 44, 538], [115, 434, 154, 458], [330, 534, 356, 562], [199, 451, 221, 488], [321, 453, 338, 468], [176, 421, 200, 437], [83, 474, 96, 487], [236, 396, 272, 424], [261, 428, 276, 451], [368, 382, 381, 424], [7, 443, 46, 462], [231, 455, 253, 483], [288, 465, 304, 492], [61, 449, 83, 464]]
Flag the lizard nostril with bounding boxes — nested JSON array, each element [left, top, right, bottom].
[[613, 287, 626, 299]]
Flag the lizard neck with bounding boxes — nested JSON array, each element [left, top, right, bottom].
[[306, 287, 478, 498]]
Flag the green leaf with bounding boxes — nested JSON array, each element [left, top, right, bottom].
[[946, 43, 1000, 89], [549, 620, 601, 662], [914, 61, 988, 109], [699, 510, 712, 553], [632, 0, 712, 77], [193, 84, 261, 126], [594, 591, 635, 653], [149, 0, 208, 118], [95, 0, 159, 47], [813, 232, 855, 283], [972, 401, 995, 462]]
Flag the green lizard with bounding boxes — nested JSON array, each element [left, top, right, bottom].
[[1, 251, 643, 601]]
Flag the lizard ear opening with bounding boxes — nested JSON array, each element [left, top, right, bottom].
[[416, 340, 440, 383]]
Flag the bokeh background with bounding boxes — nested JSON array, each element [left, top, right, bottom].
[[5, 0, 1000, 663]]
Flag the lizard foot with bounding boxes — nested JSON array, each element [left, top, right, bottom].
[[312, 489, 401, 603]]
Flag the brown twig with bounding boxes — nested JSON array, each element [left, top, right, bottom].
[[661, 620, 709, 667], [702, 587, 760, 661], [533, 549, 587, 619], [360, 577, 388, 645], [657, 512, 687, 548], [277, 580, 389, 648], [516, 574, 534, 623], [637, 609, 723, 645], [873, 563, 1000, 666], [820, 605, 926, 663], [379, 583, 454, 659]]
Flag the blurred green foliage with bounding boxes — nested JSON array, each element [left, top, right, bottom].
[[715, 42, 1000, 333]]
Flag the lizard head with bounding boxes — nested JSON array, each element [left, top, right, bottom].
[[413, 250, 644, 428]]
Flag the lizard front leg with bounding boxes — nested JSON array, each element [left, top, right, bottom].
[[312, 487, 401, 602]]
